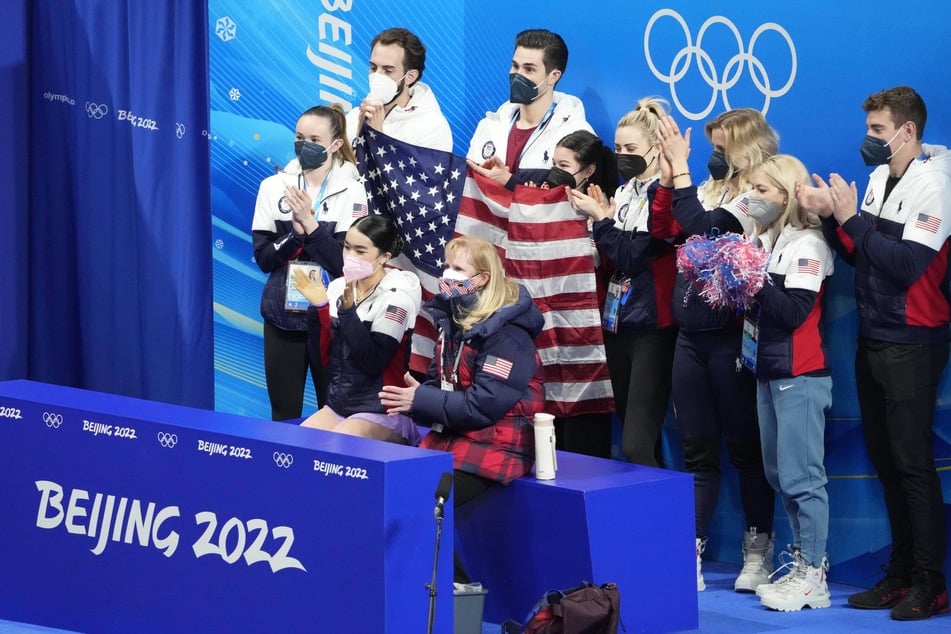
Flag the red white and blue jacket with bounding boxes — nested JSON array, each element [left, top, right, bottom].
[[823, 145, 951, 345], [413, 285, 545, 484], [593, 177, 677, 331], [754, 225, 834, 380], [252, 158, 368, 331], [306, 269, 422, 417]]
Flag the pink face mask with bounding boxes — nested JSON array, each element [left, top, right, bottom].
[[342, 254, 377, 282]]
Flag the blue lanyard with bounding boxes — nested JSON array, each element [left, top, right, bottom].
[[509, 102, 557, 164], [300, 169, 332, 213]]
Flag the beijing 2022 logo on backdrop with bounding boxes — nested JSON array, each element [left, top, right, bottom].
[[644, 9, 796, 120]]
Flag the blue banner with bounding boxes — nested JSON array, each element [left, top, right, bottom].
[[209, 0, 951, 584], [26, 1, 213, 407]]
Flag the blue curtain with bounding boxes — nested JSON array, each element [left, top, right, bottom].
[[25, 1, 213, 407], [0, 0, 28, 381]]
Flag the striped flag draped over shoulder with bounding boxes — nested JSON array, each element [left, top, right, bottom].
[[353, 128, 466, 373], [458, 173, 614, 417], [355, 129, 613, 417]]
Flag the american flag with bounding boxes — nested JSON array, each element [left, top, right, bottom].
[[915, 213, 941, 234], [456, 172, 614, 417], [384, 304, 407, 325], [797, 257, 820, 276], [356, 129, 613, 417], [352, 202, 368, 218], [734, 196, 750, 215], [482, 355, 513, 380], [354, 128, 467, 372]]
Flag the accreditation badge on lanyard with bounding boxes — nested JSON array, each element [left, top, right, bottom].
[[740, 309, 759, 374], [437, 332, 460, 392], [602, 274, 632, 333]]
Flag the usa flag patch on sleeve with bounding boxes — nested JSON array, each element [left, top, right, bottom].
[[482, 355, 513, 380], [384, 305, 407, 325]]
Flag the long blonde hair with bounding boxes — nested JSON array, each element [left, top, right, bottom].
[[700, 108, 779, 207], [444, 236, 520, 332]]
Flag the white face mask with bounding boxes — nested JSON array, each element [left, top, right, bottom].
[[367, 73, 403, 104]]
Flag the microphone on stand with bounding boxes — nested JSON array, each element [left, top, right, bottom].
[[434, 471, 453, 519], [426, 472, 454, 634]]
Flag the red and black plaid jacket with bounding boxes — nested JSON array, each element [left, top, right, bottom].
[[414, 286, 545, 484]]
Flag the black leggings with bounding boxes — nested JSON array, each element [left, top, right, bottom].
[[262, 321, 329, 421], [604, 327, 678, 467], [671, 328, 774, 537], [554, 413, 614, 459], [453, 470, 494, 583]]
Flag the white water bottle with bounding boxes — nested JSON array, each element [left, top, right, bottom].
[[533, 413, 557, 480]]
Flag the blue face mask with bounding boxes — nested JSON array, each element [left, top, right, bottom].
[[294, 140, 328, 171], [509, 73, 546, 104], [707, 150, 730, 180], [859, 128, 904, 166]]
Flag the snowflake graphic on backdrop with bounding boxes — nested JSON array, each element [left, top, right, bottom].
[[215, 16, 237, 42], [229, 88, 241, 101]]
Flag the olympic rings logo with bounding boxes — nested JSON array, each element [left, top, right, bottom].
[[156, 432, 178, 448], [85, 102, 109, 119], [644, 9, 796, 120], [42, 412, 64, 428], [273, 452, 294, 468]]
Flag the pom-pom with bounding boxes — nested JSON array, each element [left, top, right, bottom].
[[676, 233, 769, 310]]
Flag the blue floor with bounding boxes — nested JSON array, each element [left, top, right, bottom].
[[481, 560, 951, 634], [3, 560, 949, 633]]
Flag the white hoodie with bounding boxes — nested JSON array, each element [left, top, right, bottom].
[[346, 81, 453, 153]]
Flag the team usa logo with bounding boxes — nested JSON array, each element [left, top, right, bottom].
[[481, 141, 496, 160]]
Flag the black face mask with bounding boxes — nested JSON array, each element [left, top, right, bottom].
[[707, 150, 730, 181], [509, 73, 543, 104], [544, 166, 579, 189], [294, 141, 328, 171], [617, 154, 648, 182]]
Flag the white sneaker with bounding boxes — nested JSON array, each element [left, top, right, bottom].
[[734, 527, 774, 592], [760, 555, 831, 612], [696, 537, 706, 591], [756, 547, 800, 598]]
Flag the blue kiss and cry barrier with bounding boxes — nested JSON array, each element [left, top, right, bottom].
[[0, 380, 455, 633], [0, 380, 700, 632]]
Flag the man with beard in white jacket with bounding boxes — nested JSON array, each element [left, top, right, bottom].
[[466, 28, 593, 190], [346, 27, 453, 153]]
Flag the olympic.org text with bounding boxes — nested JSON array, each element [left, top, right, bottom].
[[34, 480, 306, 573], [43, 91, 75, 106]]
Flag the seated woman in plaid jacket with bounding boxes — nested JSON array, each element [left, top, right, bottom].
[[380, 235, 545, 582]]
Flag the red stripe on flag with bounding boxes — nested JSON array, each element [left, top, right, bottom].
[[505, 255, 596, 280], [544, 397, 616, 418], [533, 326, 606, 350], [508, 219, 592, 242]]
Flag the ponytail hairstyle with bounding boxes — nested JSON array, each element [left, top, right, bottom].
[[555, 129, 619, 194], [299, 103, 357, 165], [616, 96, 669, 147]]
